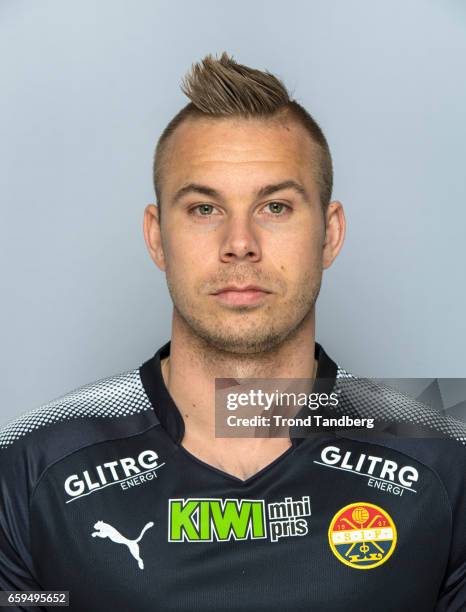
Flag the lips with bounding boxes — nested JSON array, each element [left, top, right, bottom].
[[211, 285, 272, 307], [212, 285, 270, 295]]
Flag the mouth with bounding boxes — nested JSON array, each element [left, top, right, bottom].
[[210, 285, 272, 307]]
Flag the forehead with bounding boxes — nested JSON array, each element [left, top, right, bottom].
[[161, 116, 320, 193]]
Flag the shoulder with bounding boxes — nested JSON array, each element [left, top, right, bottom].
[[0, 366, 160, 574], [0, 367, 158, 484], [332, 366, 466, 508], [335, 366, 466, 447]]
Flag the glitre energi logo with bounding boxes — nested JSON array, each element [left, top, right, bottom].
[[328, 502, 397, 569], [63, 449, 164, 503]]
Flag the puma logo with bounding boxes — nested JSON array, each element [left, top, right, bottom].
[[92, 520, 154, 570]]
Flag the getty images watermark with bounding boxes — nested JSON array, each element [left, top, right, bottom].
[[214, 378, 374, 438], [214, 377, 466, 438]]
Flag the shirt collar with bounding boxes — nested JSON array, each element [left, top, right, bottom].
[[139, 340, 338, 445]]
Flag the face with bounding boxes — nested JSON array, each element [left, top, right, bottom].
[[144, 116, 345, 354]]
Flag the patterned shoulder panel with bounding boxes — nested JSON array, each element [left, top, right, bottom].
[[0, 369, 153, 449], [335, 367, 466, 446]]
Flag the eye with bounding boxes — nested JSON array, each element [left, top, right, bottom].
[[189, 204, 219, 216], [262, 201, 291, 216]]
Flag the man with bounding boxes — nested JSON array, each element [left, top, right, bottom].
[[0, 53, 464, 611]]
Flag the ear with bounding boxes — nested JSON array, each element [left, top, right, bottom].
[[143, 204, 166, 271], [322, 201, 346, 269]]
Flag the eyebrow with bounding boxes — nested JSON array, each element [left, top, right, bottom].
[[172, 180, 310, 205]]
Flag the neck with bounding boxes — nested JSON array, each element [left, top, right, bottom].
[[159, 310, 318, 481], [161, 309, 317, 437]]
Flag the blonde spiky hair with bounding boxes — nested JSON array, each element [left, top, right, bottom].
[[153, 52, 333, 216]]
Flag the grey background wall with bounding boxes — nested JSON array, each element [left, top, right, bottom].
[[1, 0, 465, 423]]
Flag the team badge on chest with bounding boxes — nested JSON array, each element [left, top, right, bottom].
[[328, 502, 397, 569]]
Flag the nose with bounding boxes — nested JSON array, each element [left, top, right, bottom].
[[219, 215, 261, 263]]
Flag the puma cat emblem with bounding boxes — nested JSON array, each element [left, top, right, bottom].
[[92, 520, 154, 569]]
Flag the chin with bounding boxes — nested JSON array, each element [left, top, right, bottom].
[[195, 326, 289, 355]]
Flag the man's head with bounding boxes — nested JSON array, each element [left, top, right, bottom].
[[144, 53, 345, 355]]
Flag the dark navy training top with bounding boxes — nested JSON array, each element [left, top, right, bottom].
[[0, 341, 465, 611]]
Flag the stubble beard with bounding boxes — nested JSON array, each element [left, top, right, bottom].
[[165, 269, 323, 356]]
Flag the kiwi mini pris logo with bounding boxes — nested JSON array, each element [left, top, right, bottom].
[[168, 495, 311, 543]]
